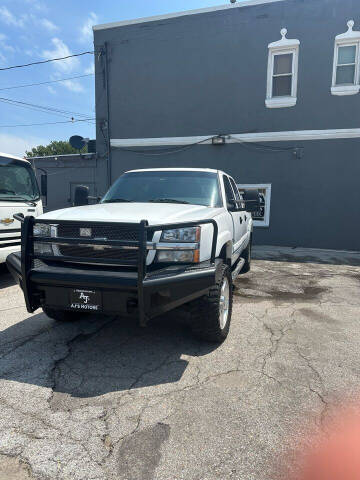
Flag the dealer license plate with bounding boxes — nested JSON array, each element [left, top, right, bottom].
[[70, 289, 102, 311]]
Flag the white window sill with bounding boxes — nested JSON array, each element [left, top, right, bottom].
[[331, 85, 360, 96], [265, 97, 297, 108], [253, 221, 269, 228]]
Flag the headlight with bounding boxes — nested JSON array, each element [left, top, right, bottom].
[[33, 223, 51, 237], [161, 227, 200, 243], [34, 242, 54, 256], [156, 250, 198, 263]]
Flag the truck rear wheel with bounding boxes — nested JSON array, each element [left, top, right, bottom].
[[43, 307, 82, 322], [190, 264, 233, 343]]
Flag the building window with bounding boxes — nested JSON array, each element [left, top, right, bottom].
[[237, 184, 272, 228], [331, 20, 360, 96], [266, 28, 300, 109]]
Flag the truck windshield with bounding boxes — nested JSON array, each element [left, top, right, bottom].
[[0, 158, 40, 202], [102, 171, 222, 207]]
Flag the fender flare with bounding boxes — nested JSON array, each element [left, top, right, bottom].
[[216, 231, 233, 264]]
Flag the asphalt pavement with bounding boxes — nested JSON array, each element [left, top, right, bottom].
[[0, 247, 359, 480]]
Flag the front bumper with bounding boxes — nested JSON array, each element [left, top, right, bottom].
[[7, 216, 219, 325], [7, 252, 219, 322]]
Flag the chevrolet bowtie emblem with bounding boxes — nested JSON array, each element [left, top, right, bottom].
[[0, 218, 14, 226]]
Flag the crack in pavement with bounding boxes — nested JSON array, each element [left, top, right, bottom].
[[48, 316, 119, 408], [295, 345, 329, 429]]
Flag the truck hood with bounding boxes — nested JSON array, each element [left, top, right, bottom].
[[0, 200, 43, 232], [39, 203, 223, 225]]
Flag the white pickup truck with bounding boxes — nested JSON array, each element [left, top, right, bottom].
[[7, 168, 259, 342]]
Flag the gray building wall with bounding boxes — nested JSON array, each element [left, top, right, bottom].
[[107, 139, 360, 251], [91, 0, 360, 251], [29, 154, 98, 212]]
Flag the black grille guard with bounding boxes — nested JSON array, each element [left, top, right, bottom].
[[14, 214, 218, 327]]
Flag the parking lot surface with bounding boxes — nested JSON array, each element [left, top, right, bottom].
[[0, 247, 359, 480]]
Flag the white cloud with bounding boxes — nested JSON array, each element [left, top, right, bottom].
[[0, 133, 48, 158], [80, 12, 98, 43], [84, 63, 95, 75], [39, 18, 58, 32], [42, 38, 80, 74], [24, 0, 47, 12], [0, 33, 16, 64], [24, 49, 36, 57], [61, 80, 84, 93], [0, 6, 27, 28], [47, 86, 56, 94]]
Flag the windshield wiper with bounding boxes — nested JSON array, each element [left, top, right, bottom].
[[103, 198, 133, 203], [149, 198, 190, 204], [0, 189, 16, 194]]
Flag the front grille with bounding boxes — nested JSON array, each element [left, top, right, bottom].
[[39, 222, 145, 265], [57, 223, 140, 242], [58, 244, 138, 262]]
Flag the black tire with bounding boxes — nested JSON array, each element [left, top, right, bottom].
[[189, 264, 233, 343], [241, 235, 252, 274], [43, 307, 83, 322]]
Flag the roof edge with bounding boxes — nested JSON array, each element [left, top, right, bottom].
[[93, 0, 286, 31], [26, 153, 96, 161], [0, 152, 29, 163]]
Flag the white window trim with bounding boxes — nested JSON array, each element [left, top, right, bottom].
[[237, 183, 272, 228], [331, 20, 360, 96], [266, 28, 300, 109]]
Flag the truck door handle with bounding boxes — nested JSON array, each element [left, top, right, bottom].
[[239, 217, 243, 224]]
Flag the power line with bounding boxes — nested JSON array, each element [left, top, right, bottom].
[[0, 51, 95, 71], [0, 96, 93, 120], [0, 73, 95, 91], [0, 118, 95, 128]]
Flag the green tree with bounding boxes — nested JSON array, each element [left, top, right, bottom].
[[26, 140, 87, 157]]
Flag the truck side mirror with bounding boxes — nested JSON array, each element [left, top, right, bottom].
[[242, 189, 261, 213], [40, 174, 47, 197], [227, 199, 242, 212], [74, 185, 89, 206]]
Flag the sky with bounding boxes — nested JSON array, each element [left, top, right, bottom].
[[0, 0, 230, 157]]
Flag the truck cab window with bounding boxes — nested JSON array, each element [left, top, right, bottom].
[[229, 177, 241, 202], [223, 176, 236, 208]]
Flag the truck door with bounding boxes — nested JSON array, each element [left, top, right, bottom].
[[229, 176, 248, 247], [223, 175, 246, 263]]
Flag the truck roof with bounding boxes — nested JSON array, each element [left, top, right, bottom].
[[0, 152, 30, 164], [126, 168, 223, 175]]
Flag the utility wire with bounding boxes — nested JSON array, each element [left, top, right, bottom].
[[0, 51, 95, 71], [229, 135, 295, 152], [117, 136, 298, 157], [0, 73, 95, 91], [0, 96, 93, 120], [118, 137, 215, 156], [0, 118, 95, 128]]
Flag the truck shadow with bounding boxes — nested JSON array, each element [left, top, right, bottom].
[[0, 309, 218, 399]]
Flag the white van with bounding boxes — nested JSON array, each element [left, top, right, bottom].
[[0, 153, 43, 264]]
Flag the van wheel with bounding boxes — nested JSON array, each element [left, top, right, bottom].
[[241, 236, 252, 274], [189, 264, 233, 343], [43, 307, 82, 322]]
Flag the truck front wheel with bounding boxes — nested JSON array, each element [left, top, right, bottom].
[[43, 307, 82, 322], [190, 264, 233, 343]]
